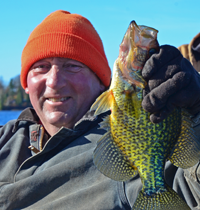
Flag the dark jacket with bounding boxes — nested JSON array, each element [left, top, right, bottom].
[[0, 108, 200, 209]]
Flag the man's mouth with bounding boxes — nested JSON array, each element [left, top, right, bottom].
[[47, 97, 70, 102]]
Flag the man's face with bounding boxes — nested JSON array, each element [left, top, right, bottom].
[[25, 57, 105, 134]]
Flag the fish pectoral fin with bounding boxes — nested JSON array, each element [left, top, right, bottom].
[[168, 112, 200, 169], [90, 90, 114, 116], [132, 185, 190, 210], [93, 126, 138, 181]]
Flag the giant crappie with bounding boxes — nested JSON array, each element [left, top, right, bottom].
[[91, 21, 200, 209]]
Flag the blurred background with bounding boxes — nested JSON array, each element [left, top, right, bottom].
[[0, 0, 199, 116], [1, 0, 199, 82]]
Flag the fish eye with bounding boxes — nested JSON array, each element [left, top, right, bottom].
[[149, 48, 156, 56]]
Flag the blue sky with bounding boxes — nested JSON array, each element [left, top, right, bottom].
[[0, 0, 199, 84]]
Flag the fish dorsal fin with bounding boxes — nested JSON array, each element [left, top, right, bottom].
[[90, 90, 114, 116], [93, 119, 138, 181]]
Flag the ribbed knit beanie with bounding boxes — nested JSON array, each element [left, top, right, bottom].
[[21, 10, 111, 89]]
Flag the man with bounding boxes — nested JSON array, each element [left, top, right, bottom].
[[0, 10, 200, 210]]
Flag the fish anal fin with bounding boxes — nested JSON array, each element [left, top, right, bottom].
[[90, 90, 114, 116], [93, 130, 138, 181]]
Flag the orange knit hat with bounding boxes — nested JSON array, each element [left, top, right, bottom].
[[21, 10, 111, 89]]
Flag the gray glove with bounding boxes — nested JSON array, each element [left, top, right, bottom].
[[142, 45, 200, 123]]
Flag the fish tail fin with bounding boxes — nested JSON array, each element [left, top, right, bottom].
[[132, 185, 190, 210], [90, 90, 114, 116]]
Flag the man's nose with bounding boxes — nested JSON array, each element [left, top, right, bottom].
[[46, 65, 65, 89]]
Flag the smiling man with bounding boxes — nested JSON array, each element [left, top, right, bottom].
[[26, 57, 105, 136], [1, 9, 200, 210]]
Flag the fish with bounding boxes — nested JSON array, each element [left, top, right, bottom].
[[90, 20, 200, 209]]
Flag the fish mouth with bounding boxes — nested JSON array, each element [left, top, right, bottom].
[[117, 20, 159, 89], [47, 97, 70, 102]]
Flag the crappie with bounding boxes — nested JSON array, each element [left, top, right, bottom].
[[91, 21, 200, 210]]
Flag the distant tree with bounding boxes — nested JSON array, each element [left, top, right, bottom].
[[16, 86, 23, 105], [0, 75, 31, 110], [0, 77, 4, 89]]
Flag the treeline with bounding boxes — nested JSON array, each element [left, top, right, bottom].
[[0, 75, 32, 110]]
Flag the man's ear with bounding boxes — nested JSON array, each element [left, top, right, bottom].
[[25, 87, 29, 94]]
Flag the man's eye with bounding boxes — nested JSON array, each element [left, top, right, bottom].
[[31, 64, 50, 73], [64, 64, 83, 73], [37, 65, 49, 69]]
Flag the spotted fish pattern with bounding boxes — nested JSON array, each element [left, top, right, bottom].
[[91, 21, 200, 209]]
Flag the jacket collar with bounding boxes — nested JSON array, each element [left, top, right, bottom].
[[12, 108, 39, 132], [17, 107, 39, 123]]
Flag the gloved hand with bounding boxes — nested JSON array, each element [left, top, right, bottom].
[[142, 45, 200, 123]]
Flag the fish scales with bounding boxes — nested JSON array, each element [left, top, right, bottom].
[[91, 20, 200, 209], [111, 66, 181, 194]]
